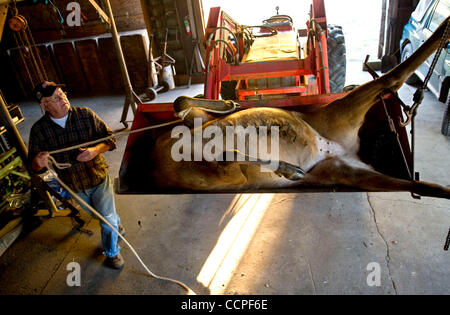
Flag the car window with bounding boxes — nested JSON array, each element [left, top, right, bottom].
[[428, 0, 450, 32], [412, 0, 434, 21]]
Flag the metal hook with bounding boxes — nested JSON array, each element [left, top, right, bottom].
[[399, 106, 414, 127], [399, 87, 424, 127]]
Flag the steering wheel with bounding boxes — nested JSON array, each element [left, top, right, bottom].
[[263, 15, 293, 25], [245, 25, 278, 38]]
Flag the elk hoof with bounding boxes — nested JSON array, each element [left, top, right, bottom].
[[275, 162, 305, 181]]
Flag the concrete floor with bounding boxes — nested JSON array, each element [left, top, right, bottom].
[[0, 62, 449, 295]]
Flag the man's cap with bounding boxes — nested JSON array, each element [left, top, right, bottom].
[[34, 81, 65, 103]]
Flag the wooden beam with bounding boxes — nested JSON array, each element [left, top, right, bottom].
[[139, 0, 153, 40], [0, 4, 8, 43], [378, 0, 387, 59], [0, 0, 25, 4], [88, 0, 110, 25], [192, 0, 206, 59]]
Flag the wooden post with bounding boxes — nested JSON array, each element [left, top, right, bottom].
[[378, 0, 387, 59], [0, 3, 8, 43], [101, 0, 141, 128]]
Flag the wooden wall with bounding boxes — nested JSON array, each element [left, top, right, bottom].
[[2, 32, 149, 100], [1, 0, 206, 101], [0, 0, 148, 101], [7, 0, 147, 45]]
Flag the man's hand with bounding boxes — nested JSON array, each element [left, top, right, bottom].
[[32, 152, 49, 171], [76, 143, 110, 163], [76, 147, 99, 162]]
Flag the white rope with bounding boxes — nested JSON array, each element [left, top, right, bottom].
[[41, 107, 235, 292], [46, 162, 196, 295], [48, 156, 71, 169], [44, 118, 196, 294], [48, 119, 182, 156], [49, 101, 238, 167]]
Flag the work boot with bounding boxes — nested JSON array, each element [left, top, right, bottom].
[[105, 253, 125, 270]]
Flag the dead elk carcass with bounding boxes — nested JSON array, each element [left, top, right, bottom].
[[120, 17, 450, 199]]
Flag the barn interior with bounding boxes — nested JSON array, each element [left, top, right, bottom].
[[0, 0, 449, 296]]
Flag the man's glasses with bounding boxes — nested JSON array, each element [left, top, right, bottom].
[[44, 89, 67, 103]]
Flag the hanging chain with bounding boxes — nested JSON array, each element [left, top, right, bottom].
[[21, 27, 45, 82], [400, 20, 450, 127], [9, 0, 18, 16], [26, 21, 48, 81], [13, 32, 35, 87], [8, 6, 48, 88]]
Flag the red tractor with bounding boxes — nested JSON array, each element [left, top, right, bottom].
[[203, 1, 346, 101]]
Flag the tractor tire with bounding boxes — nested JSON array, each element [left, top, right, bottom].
[[441, 97, 450, 136], [220, 80, 238, 100], [327, 25, 346, 93]]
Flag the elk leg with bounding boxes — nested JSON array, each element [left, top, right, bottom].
[[221, 149, 305, 180], [304, 157, 450, 199], [302, 17, 450, 149], [177, 107, 217, 127], [173, 96, 239, 127]]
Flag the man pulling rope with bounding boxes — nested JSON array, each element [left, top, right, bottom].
[[28, 81, 196, 294], [29, 81, 125, 270]]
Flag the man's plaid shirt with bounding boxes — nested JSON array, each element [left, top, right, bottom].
[[28, 106, 117, 193]]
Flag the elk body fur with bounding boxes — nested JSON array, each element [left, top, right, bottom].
[[148, 17, 450, 199]]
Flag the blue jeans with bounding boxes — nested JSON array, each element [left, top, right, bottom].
[[76, 174, 121, 258], [46, 178, 71, 209]]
